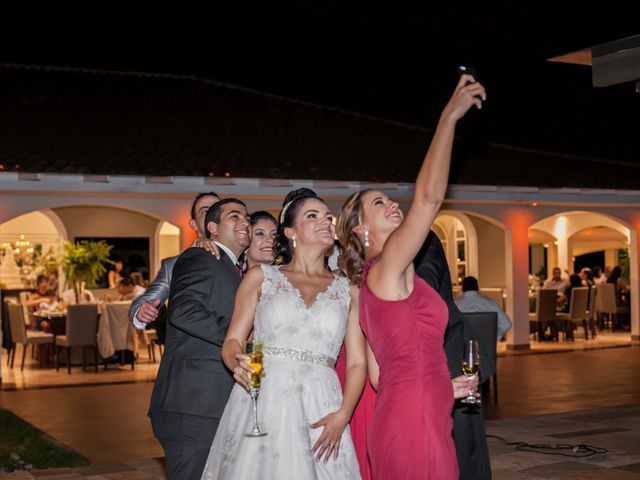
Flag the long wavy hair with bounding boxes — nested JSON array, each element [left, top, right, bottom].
[[275, 188, 321, 264], [336, 189, 372, 286]]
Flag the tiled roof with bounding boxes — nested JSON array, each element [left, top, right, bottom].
[[1, 64, 639, 189]]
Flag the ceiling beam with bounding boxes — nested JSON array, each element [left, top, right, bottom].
[[549, 34, 640, 88]]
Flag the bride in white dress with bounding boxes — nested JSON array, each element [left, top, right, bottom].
[[201, 188, 366, 480]]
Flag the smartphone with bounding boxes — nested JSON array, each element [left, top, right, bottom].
[[457, 66, 477, 83]]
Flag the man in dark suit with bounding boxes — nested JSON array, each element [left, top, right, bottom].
[[129, 191, 220, 329], [414, 231, 492, 480], [148, 198, 251, 480]]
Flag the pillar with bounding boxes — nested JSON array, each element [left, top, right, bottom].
[[629, 227, 640, 340], [502, 208, 534, 350]]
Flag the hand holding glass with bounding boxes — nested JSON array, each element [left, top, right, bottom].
[[243, 340, 267, 437], [461, 339, 481, 404]]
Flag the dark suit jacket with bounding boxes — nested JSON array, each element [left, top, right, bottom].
[[414, 231, 495, 383], [414, 232, 464, 378], [148, 247, 240, 419]]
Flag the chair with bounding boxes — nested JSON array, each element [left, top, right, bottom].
[[595, 283, 628, 330], [557, 287, 589, 340], [55, 304, 101, 374], [587, 286, 597, 339], [529, 289, 558, 341], [6, 302, 54, 371], [461, 311, 498, 402], [89, 288, 119, 302], [18, 291, 31, 326], [480, 288, 505, 310], [140, 328, 162, 362]]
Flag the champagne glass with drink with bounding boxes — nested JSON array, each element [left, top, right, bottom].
[[243, 340, 267, 437], [461, 339, 481, 404]]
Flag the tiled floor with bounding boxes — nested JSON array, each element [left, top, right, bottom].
[[488, 404, 640, 479], [3, 341, 640, 478]]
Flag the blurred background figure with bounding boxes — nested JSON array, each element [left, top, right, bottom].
[[46, 269, 60, 296], [607, 265, 629, 306], [108, 260, 124, 288], [544, 267, 569, 294], [61, 283, 96, 305], [25, 274, 57, 330], [557, 274, 583, 313], [593, 266, 607, 285], [580, 267, 595, 287], [130, 272, 147, 299], [116, 276, 136, 301]]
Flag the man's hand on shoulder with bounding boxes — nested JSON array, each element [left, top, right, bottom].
[[191, 237, 221, 259]]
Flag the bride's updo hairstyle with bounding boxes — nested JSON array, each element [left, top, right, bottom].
[[276, 188, 322, 264], [336, 189, 373, 286]]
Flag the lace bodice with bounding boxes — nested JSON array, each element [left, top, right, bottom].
[[254, 265, 351, 360]]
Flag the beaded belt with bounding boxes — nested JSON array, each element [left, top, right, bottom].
[[263, 346, 336, 368]]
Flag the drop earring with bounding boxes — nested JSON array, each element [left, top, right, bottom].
[[364, 229, 370, 248], [293, 237, 297, 249]]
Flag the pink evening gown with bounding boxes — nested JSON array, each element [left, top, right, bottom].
[[359, 258, 458, 479], [335, 346, 376, 480]]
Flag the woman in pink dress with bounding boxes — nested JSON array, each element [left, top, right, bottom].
[[335, 346, 376, 480], [336, 74, 485, 479]]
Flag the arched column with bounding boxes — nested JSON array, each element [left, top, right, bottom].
[[502, 207, 535, 350], [627, 218, 640, 340]]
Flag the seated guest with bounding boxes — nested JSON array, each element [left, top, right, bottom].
[[557, 274, 583, 313], [593, 266, 607, 285], [607, 265, 629, 305], [26, 275, 57, 330], [46, 269, 60, 296], [61, 284, 96, 305], [130, 272, 147, 299], [116, 276, 136, 301], [544, 267, 569, 294], [580, 268, 595, 287], [456, 276, 513, 340]]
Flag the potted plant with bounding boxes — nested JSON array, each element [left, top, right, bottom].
[[60, 240, 113, 304]]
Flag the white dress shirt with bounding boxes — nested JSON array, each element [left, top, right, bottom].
[[61, 288, 96, 305], [543, 277, 569, 294], [456, 290, 513, 340], [214, 241, 238, 266]]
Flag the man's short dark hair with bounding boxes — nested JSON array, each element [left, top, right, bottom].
[[118, 276, 135, 287], [462, 276, 479, 292], [204, 198, 246, 238], [190, 191, 220, 221]]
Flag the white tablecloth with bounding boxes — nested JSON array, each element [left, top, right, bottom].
[[97, 301, 138, 358]]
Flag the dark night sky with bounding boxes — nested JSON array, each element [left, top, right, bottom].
[[2, 2, 639, 164]]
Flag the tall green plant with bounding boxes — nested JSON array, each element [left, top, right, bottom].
[[61, 240, 113, 303]]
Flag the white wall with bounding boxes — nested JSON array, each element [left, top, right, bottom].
[[53, 206, 160, 239], [468, 214, 506, 288], [158, 221, 181, 269]]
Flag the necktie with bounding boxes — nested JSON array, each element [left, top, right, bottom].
[[235, 262, 244, 278]]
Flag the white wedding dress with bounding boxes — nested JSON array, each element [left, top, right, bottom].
[[201, 265, 361, 480]]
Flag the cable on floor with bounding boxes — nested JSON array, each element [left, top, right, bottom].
[[486, 434, 608, 458]]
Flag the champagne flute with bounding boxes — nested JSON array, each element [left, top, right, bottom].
[[461, 339, 481, 404], [243, 340, 267, 437]]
